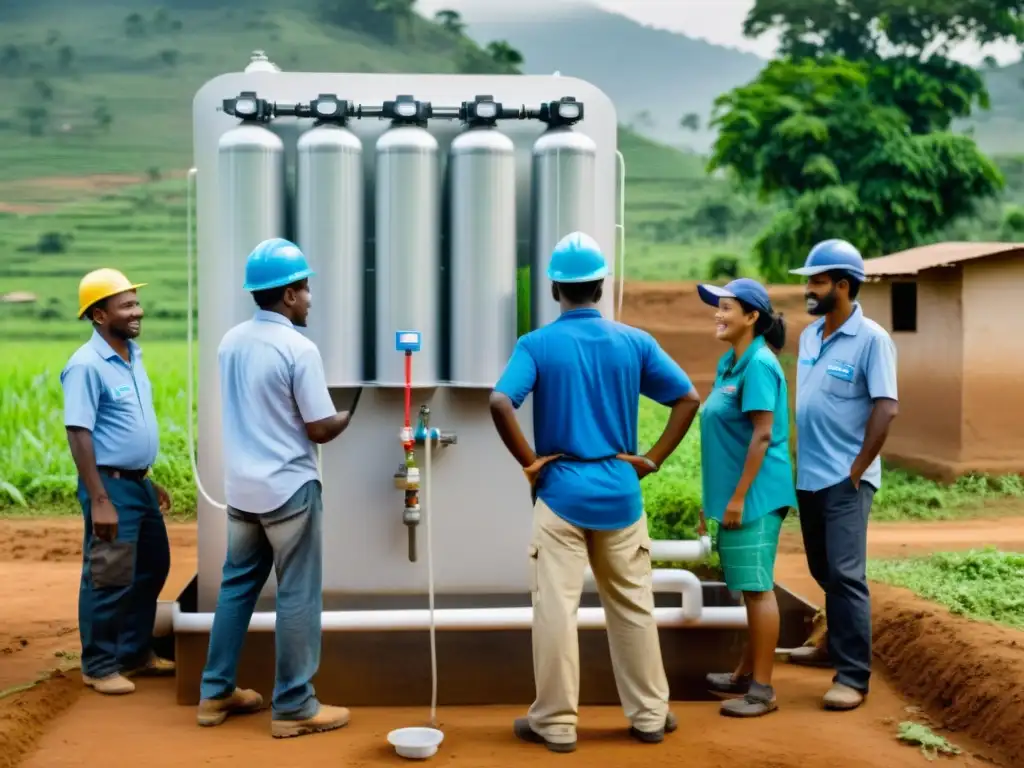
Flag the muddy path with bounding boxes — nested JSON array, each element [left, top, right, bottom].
[[1, 515, 1021, 768]]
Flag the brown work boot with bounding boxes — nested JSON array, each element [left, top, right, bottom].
[[787, 645, 832, 667], [271, 704, 350, 739], [197, 688, 265, 727], [513, 717, 576, 753], [83, 672, 135, 695], [123, 652, 176, 678], [822, 683, 865, 711]]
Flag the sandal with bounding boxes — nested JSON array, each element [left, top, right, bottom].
[[706, 671, 752, 698], [720, 682, 778, 718]]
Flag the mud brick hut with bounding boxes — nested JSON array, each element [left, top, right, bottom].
[[860, 242, 1024, 481]]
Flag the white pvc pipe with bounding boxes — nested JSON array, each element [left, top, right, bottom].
[[172, 602, 747, 633], [650, 536, 712, 562], [583, 568, 703, 622]]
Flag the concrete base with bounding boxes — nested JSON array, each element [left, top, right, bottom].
[[171, 576, 817, 707], [883, 449, 1024, 483]]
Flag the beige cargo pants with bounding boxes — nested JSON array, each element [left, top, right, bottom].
[[526, 498, 670, 744]]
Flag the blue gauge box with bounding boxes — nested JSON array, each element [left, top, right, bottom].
[[395, 330, 422, 352]]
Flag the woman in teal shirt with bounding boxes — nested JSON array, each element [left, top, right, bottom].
[[696, 278, 797, 718]]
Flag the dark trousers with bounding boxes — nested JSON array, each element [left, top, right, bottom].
[[77, 475, 171, 679], [796, 477, 875, 693]]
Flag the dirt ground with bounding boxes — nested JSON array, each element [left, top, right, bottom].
[[2, 515, 1022, 768]]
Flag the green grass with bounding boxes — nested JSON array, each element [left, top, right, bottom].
[[5, 340, 1022, 539], [868, 548, 1024, 630]]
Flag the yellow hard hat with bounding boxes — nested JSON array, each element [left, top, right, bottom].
[[77, 268, 147, 319]]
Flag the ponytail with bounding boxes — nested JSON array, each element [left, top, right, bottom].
[[761, 312, 786, 350]]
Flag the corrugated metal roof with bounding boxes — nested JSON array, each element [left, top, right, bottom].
[[863, 242, 1024, 277]]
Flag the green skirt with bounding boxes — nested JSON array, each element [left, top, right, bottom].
[[716, 509, 786, 593]]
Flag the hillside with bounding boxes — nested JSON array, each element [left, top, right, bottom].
[[437, 0, 1024, 155], [0, 0, 726, 341]]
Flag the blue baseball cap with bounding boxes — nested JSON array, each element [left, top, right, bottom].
[[697, 278, 772, 315]]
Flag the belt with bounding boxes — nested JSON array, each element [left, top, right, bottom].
[[97, 466, 150, 481]]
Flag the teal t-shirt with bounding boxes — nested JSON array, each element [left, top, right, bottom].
[[699, 335, 797, 525]]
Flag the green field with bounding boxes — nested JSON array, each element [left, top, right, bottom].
[[5, 340, 1023, 536], [868, 549, 1024, 630]]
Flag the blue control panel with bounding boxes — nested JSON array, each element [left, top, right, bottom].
[[395, 330, 422, 352]]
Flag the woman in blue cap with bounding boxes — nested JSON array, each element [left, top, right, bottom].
[[696, 277, 797, 717]]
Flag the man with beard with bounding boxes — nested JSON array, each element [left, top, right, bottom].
[[787, 239, 899, 711], [61, 268, 175, 696], [196, 238, 353, 739]]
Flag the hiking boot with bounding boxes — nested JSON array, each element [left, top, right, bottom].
[[513, 717, 576, 753], [83, 672, 135, 695], [123, 652, 176, 678], [706, 671, 752, 698], [720, 682, 778, 718], [823, 683, 865, 711], [629, 711, 677, 744], [271, 704, 350, 739], [787, 645, 832, 667], [197, 688, 264, 727]]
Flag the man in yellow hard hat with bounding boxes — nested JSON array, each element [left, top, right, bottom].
[[60, 268, 174, 696]]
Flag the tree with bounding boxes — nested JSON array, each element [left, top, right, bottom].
[[679, 112, 701, 132], [435, 9, 465, 35], [486, 40, 524, 72], [373, 0, 417, 42], [708, 58, 1004, 281], [124, 13, 146, 38]]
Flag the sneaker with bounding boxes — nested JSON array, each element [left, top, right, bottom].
[[720, 682, 778, 718], [706, 671, 752, 698], [123, 652, 176, 678], [513, 717, 577, 753], [83, 672, 135, 695], [787, 645, 832, 667], [822, 683, 865, 711], [628, 711, 677, 744], [271, 704, 350, 739], [197, 688, 264, 727]]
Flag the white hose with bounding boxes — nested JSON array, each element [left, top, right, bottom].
[[425, 428, 438, 727], [615, 148, 626, 321], [186, 167, 228, 512]]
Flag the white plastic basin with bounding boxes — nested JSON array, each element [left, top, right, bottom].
[[388, 727, 444, 759]]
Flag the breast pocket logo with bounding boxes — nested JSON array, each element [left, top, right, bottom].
[[720, 385, 737, 395], [826, 361, 855, 382], [110, 384, 133, 401]]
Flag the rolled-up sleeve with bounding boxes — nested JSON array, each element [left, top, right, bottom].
[[292, 348, 337, 423], [61, 363, 102, 430]]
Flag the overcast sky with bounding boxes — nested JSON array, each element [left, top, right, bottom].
[[416, 0, 1023, 65]]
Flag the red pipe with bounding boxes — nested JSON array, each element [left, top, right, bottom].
[[403, 351, 413, 449]]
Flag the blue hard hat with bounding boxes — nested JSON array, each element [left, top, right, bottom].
[[243, 238, 315, 292], [697, 277, 771, 315], [789, 239, 866, 282], [547, 231, 608, 283]]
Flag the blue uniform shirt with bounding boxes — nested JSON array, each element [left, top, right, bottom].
[[61, 330, 160, 470], [795, 303, 898, 493], [494, 308, 694, 530], [219, 310, 337, 514], [699, 335, 797, 524]]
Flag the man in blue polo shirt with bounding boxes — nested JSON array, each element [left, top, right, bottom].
[[61, 268, 174, 696], [196, 239, 354, 740], [788, 239, 899, 712], [489, 232, 701, 753]]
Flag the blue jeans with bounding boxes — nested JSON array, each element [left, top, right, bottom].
[[77, 475, 171, 679], [797, 477, 876, 693], [199, 479, 324, 720]]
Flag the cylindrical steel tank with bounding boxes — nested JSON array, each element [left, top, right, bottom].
[[449, 124, 517, 386], [375, 106, 441, 386], [298, 122, 364, 385], [217, 120, 286, 329], [530, 122, 598, 329]]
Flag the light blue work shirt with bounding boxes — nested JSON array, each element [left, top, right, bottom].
[[494, 308, 694, 530], [700, 335, 797, 525], [60, 330, 160, 470], [795, 303, 898, 493], [218, 309, 337, 514]]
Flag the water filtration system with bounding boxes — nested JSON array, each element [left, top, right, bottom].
[[169, 53, 816, 712]]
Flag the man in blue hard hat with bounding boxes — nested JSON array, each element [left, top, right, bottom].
[[787, 239, 899, 712], [489, 231, 701, 752], [196, 238, 355, 739]]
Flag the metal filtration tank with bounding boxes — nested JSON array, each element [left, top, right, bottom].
[[449, 96, 517, 386], [297, 95, 364, 385]]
